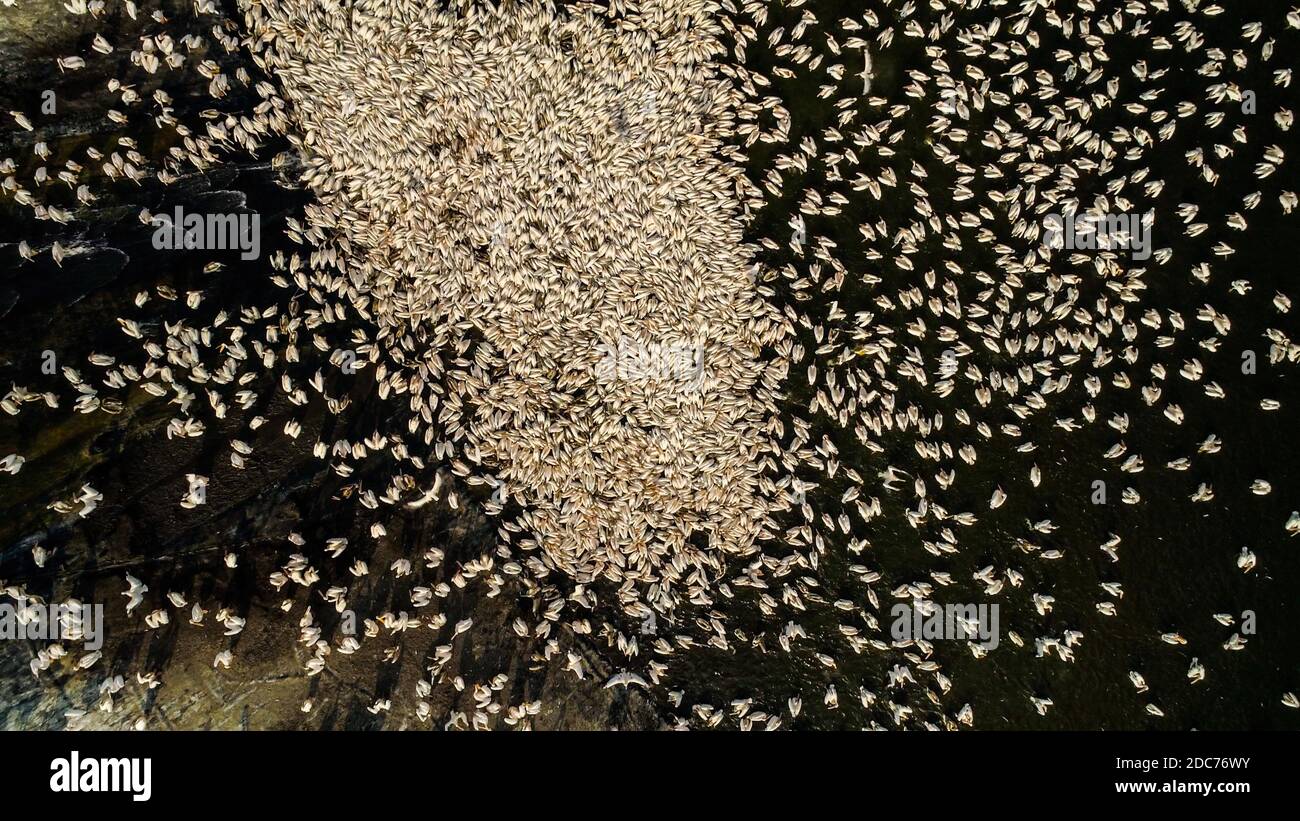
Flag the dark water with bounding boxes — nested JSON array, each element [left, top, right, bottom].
[[659, 0, 1300, 729]]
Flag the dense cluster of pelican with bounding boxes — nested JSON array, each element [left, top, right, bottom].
[[2, 0, 1299, 729], [241, 0, 786, 612]]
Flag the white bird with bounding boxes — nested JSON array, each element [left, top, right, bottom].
[[122, 574, 147, 614], [604, 672, 648, 689]]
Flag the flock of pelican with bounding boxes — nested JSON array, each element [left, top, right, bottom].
[[2, 0, 1299, 729]]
